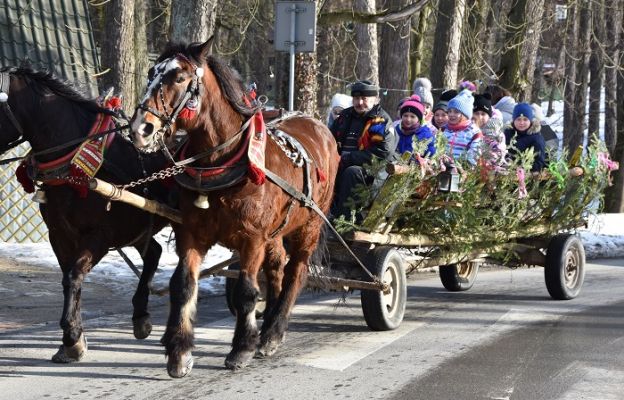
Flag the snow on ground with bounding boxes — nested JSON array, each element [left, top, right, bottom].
[[0, 229, 232, 295], [0, 214, 621, 296]]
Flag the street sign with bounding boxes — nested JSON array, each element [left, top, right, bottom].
[[274, 1, 316, 53]]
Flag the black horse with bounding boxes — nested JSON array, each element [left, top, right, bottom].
[[0, 67, 171, 362]]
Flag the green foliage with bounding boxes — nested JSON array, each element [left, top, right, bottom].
[[336, 137, 617, 257]]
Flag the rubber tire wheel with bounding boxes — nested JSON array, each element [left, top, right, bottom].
[[225, 262, 267, 318], [545, 234, 585, 300], [360, 247, 407, 331], [439, 262, 479, 292]]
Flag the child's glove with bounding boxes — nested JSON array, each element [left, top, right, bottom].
[[368, 123, 386, 135]]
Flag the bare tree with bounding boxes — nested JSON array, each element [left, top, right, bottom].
[[563, 0, 579, 151], [603, 0, 620, 154], [483, 0, 513, 74], [430, 0, 467, 90], [459, 0, 490, 82], [379, 0, 412, 112], [134, 0, 149, 108], [498, 0, 546, 101], [170, 0, 217, 43], [354, 0, 379, 83], [569, 0, 591, 150], [409, 4, 432, 82], [99, 0, 136, 114], [588, 0, 605, 138]]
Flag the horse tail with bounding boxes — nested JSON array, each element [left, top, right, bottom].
[[309, 221, 330, 271]]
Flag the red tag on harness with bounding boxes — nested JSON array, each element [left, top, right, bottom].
[[247, 112, 267, 185]]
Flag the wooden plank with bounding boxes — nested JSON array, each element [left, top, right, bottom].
[[89, 178, 182, 224]]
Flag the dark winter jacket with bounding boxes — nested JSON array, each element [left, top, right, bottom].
[[330, 104, 396, 168], [504, 121, 547, 172]]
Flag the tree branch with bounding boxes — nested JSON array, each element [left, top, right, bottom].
[[318, 0, 429, 26]]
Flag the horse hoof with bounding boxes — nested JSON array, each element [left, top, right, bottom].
[[256, 333, 284, 359], [224, 349, 255, 370], [133, 315, 152, 339], [167, 352, 194, 378], [51, 334, 88, 363]]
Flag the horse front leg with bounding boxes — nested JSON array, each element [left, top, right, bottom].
[[261, 239, 287, 317], [52, 246, 106, 363], [131, 238, 162, 339], [161, 244, 204, 378], [225, 242, 265, 370]]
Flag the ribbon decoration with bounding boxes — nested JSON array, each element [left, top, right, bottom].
[[548, 162, 566, 189], [597, 152, 619, 172], [516, 167, 528, 199]]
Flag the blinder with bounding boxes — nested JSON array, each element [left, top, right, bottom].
[[0, 71, 27, 153]]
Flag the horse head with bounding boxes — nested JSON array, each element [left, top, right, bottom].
[[130, 39, 254, 154]]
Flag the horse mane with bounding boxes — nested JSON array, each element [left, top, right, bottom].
[[0, 66, 115, 116], [158, 42, 255, 118]]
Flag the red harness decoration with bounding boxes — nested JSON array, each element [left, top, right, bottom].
[[179, 112, 267, 185], [16, 113, 116, 197]]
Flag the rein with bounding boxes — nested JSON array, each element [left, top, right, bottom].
[[0, 123, 129, 165]]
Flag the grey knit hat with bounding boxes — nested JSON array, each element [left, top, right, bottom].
[[412, 77, 434, 107]]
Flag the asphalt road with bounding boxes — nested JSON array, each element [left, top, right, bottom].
[[1, 257, 623, 400]]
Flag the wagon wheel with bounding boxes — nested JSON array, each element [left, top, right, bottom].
[[360, 247, 407, 331], [225, 262, 267, 319], [544, 234, 585, 300], [439, 261, 480, 292]]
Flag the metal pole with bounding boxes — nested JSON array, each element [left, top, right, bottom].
[[288, 4, 296, 111]]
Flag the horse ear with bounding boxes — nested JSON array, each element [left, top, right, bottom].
[[190, 37, 214, 62]]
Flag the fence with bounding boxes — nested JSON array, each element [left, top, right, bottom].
[[0, 144, 48, 242]]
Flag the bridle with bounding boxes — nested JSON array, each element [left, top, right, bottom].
[[136, 54, 204, 142], [0, 71, 27, 154]]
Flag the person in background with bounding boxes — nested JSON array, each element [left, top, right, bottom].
[[326, 93, 352, 128], [504, 103, 547, 172], [432, 89, 458, 131], [531, 103, 558, 154], [395, 95, 436, 159], [442, 89, 483, 166], [472, 93, 506, 165], [412, 77, 435, 126], [330, 80, 396, 220], [484, 84, 516, 126]]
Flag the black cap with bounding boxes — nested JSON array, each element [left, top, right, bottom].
[[473, 93, 492, 117], [350, 80, 379, 97]]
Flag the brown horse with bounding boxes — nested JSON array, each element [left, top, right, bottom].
[[130, 40, 338, 377], [0, 67, 170, 362]]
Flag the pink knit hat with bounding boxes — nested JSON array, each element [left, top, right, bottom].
[[399, 95, 425, 120]]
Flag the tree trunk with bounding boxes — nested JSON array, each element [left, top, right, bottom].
[[563, 0, 579, 151], [430, 0, 466, 90], [379, 0, 412, 112], [410, 4, 431, 83], [587, 0, 605, 139], [531, 48, 544, 104], [604, 6, 624, 212], [354, 0, 379, 83], [99, 0, 135, 115], [147, 0, 171, 53], [295, 52, 318, 116], [569, 0, 591, 151], [133, 0, 148, 109], [603, 0, 620, 155], [170, 0, 217, 43], [547, 41, 565, 117], [498, 0, 546, 101], [484, 0, 513, 77], [460, 0, 490, 82]]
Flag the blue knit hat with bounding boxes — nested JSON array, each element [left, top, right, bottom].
[[512, 102, 534, 121], [447, 89, 474, 119]]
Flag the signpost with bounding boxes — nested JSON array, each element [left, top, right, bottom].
[[274, 1, 316, 111]]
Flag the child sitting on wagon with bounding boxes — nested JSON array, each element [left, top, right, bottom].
[[441, 89, 483, 166], [395, 95, 436, 161]]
